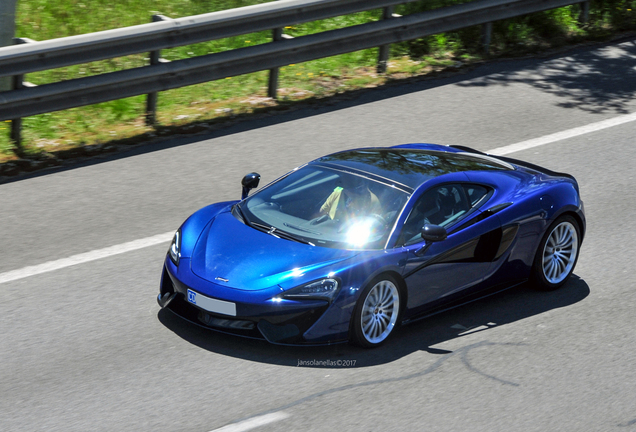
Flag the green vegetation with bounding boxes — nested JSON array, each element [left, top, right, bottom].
[[1, 0, 635, 161]]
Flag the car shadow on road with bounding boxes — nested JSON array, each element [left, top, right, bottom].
[[157, 275, 589, 368]]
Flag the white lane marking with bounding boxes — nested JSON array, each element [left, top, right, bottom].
[[489, 111, 636, 156], [0, 231, 174, 285], [210, 412, 290, 432], [2, 110, 636, 285]]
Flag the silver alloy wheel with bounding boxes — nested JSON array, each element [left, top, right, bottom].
[[542, 221, 579, 284], [360, 279, 400, 344]]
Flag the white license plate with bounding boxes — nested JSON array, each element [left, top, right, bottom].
[[187, 289, 236, 316]]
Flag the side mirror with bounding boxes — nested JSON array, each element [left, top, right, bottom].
[[421, 224, 447, 243], [241, 172, 261, 200], [414, 224, 447, 256]]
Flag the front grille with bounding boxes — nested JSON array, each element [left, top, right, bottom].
[[167, 294, 264, 339], [197, 310, 255, 330], [160, 264, 330, 344]]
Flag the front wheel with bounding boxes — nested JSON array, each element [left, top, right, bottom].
[[531, 215, 581, 291], [351, 275, 402, 348]]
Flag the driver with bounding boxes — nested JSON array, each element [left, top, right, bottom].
[[320, 175, 381, 222]]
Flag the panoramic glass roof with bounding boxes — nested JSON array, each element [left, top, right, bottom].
[[314, 148, 512, 189]]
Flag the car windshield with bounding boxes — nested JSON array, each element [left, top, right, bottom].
[[236, 165, 410, 250]]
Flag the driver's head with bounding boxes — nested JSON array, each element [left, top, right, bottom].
[[342, 175, 367, 195], [416, 191, 439, 213]]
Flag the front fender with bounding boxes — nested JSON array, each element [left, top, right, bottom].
[[301, 248, 407, 343], [179, 201, 238, 258]]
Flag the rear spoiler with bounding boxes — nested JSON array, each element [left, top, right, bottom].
[[449, 145, 577, 183]]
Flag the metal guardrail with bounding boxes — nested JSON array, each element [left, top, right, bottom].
[[0, 0, 590, 149], [0, 0, 418, 78]]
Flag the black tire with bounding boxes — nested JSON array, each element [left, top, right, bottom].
[[530, 215, 581, 291], [351, 275, 402, 348]]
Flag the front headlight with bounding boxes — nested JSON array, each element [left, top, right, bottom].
[[277, 278, 340, 302], [168, 229, 181, 265]]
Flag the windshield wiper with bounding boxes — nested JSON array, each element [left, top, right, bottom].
[[251, 222, 313, 245], [275, 229, 314, 245], [248, 222, 270, 236]]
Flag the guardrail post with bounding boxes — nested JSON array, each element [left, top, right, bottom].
[[146, 14, 171, 126], [10, 72, 24, 154], [482, 22, 493, 54], [10, 37, 35, 155], [377, 6, 395, 74], [268, 27, 283, 99], [578, 1, 590, 25]]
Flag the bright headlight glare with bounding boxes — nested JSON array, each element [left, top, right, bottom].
[[279, 278, 340, 301], [169, 230, 181, 265]]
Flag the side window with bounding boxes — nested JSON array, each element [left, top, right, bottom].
[[398, 183, 487, 246], [463, 184, 489, 207]]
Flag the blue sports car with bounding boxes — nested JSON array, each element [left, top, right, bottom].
[[158, 143, 585, 348]]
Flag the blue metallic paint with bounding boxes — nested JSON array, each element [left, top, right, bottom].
[[158, 143, 585, 345], [191, 210, 358, 291], [178, 201, 237, 259]]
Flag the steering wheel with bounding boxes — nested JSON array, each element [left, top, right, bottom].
[[368, 213, 388, 227]]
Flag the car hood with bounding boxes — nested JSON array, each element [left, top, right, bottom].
[[191, 211, 358, 291]]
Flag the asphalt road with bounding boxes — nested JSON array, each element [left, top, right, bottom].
[[1, 37, 636, 432]]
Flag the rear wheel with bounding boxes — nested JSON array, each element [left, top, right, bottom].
[[531, 215, 580, 291], [351, 275, 401, 348]]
